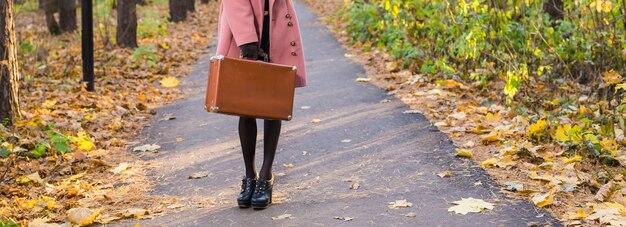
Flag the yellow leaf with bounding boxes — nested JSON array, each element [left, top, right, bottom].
[[311, 119, 321, 123], [481, 131, 500, 143], [159, 42, 169, 50], [600, 138, 619, 156], [160, 77, 179, 88], [554, 125, 568, 142], [480, 158, 497, 168], [448, 198, 495, 215], [68, 207, 101, 226], [565, 209, 589, 220], [496, 156, 517, 168], [355, 77, 371, 82], [456, 148, 473, 158], [532, 192, 554, 208], [71, 131, 95, 151], [603, 70, 621, 85], [42, 100, 57, 108], [176, 137, 185, 142], [529, 171, 553, 182], [563, 155, 582, 164], [528, 119, 547, 137]]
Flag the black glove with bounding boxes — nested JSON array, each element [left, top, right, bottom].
[[240, 42, 259, 60]]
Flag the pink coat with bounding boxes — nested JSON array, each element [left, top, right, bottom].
[[216, 0, 307, 88]]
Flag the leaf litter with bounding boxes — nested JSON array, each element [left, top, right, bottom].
[[4, 1, 221, 225]]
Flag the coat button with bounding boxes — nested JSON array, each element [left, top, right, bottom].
[[285, 13, 291, 19], [290, 41, 296, 46], [291, 52, 297, 56], [287, 21, 293, 27]]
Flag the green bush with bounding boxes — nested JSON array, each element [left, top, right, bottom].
[[339, 0, 626, 103]]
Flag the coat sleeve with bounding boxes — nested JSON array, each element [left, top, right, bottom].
[[222, 0, 259, 47]]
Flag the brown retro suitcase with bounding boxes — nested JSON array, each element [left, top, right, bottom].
[[204, 55, 297, 121]]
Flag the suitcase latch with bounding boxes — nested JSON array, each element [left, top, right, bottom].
[[210, 55, 225, 61]]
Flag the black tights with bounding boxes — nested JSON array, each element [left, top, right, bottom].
[[238, 117, 281, 180]]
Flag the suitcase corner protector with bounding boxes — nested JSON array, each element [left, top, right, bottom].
[[205, 105, 220, 113], [287, 115, 292, 121]]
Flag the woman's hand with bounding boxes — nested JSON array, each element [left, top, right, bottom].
[[240, 42, 259, 60]]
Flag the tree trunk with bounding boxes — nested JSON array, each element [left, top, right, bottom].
[[59, 0, 77, 32], [169, 0, 187, 22], [116, 0, 138, 48], [187, 0, 195, 12], [201, 0, 208, 4], [544, 0, 564, 21], [0, 0, 22, 126], [44, 0, 61, 35]]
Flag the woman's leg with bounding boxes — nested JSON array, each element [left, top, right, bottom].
[[259, 119, 281, 180], [239, 117, 257, 178]]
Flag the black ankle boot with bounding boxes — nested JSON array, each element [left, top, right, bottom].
[[251, 175, 274, 209], [237, 176, 257, 208]]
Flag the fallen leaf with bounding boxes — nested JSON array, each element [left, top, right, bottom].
[[449, 112, 467, 121], [434, 121, 448, 127], [595, 181, 615, 202], [121, 208, 149, 218], [565, 209, 589, 220], [311, 119, 321, 123], [532, 192, 554, 208], [160, 76, 179, 88], [388, 199, 413, 209], [341, 139, 352, 143], [271, 214, 293, 220], [132, 144, 161, 152], [405, 212, 417, 218], [437, 170, 453, 178], [563, 155, 582, 164], [480, 158, 497, 168], [18, 172, 44, 185], [462, 141, 475, 148], [355, 77, 371, 82], [403, 110, 422, 114], [349, 181, 360, 190], [110, 162, 132, 174], [448, 198, 495, 215], [504, 182, 524, 191], [188, 171, 210, 179], [481, 131, 500, 143], [333, 217, 354, 221], [283, 163, 295, 168], [166, 203, 185, 209], [456, 148, 473, 158], [68, 208, 100, 226], [603, 70, 622, 86], [176, 137, 185, 142]]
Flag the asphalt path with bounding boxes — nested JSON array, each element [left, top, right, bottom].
[[121, 1, 559, 226]]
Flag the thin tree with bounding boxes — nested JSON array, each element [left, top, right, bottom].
[[169, 0, 187, 22], [116, 0, 138, 48], [44, 0, 61, 35], [187, 0, 195, 12], [59, 0, 77, 32], [0, 0, 22, 125]]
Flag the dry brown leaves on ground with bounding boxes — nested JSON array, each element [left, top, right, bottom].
[[1, 1, 219, 225], [304, 0, 626, 226]]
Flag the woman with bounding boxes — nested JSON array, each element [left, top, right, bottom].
[[215, 0, 307, 209]]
